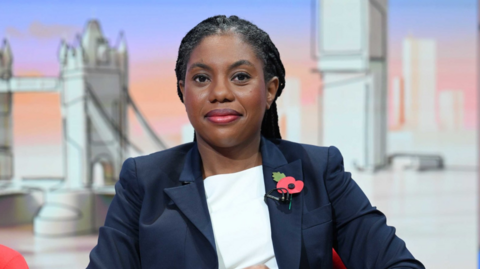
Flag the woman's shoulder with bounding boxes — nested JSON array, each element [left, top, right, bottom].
[[128, 142, 195, 175], [271, 139, 346, 175], [136, 142, 194, 161], [134, 142, 193, 162], [270, 138, 339, 160]]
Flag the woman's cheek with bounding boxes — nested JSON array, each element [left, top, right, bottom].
[[184, 95, 201, 127], [246, 87, 267, 119]]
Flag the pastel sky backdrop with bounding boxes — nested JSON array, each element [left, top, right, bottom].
[[1, 0, 477, 177]]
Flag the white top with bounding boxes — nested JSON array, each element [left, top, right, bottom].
[[203, 165, 278, 269]]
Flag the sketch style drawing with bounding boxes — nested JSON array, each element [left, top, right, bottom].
[[0, 20, 166, 236]]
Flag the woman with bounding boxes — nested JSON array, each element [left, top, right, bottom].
[[88, 15, 424, 269]]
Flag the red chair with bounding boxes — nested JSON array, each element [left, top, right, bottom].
[[0, 244, 29, 269], [333, 248, 346, 269]]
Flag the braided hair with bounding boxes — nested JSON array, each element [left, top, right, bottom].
[[175, 15, 286, 139]]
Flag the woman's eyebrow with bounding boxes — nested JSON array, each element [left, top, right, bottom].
[[228, 60, 253, 71], [188, 62, 212, 72], [187, 60, 253, 73]]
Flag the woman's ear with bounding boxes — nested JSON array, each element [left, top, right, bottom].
[[266, 77, 279, 109]]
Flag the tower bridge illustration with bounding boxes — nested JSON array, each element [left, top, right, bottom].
[[0, 20, 167, 236]]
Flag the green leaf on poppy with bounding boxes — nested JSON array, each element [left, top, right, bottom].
[[272, 172, 286, 182]]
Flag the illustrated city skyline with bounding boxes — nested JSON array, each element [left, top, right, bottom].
[[0, 0, 476, 178]]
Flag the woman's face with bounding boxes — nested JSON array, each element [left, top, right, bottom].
[[179, 33, 279, 148]]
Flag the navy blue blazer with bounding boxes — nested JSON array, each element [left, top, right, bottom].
[[88, 137, 424, 269]]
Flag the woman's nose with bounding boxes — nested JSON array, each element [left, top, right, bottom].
[[208, 78, 235, 103]]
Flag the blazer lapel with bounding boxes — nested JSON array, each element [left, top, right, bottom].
[[261, 137, 304, 269], [163, 144, 217, 259]]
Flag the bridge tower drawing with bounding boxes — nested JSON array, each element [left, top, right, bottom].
[[61, 20, 129, 189], [0, 20, 166, 236]]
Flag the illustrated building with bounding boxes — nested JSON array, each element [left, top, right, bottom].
[[439, 90, 464, 131], [0, 20, 165, 236], [59, 20, 130, 188], [316, 0, 388, 171], [277, 78, 302, 143], [402, 37, 437, 131], [0, 40, 13, 179], [391, 76, 405, 128]]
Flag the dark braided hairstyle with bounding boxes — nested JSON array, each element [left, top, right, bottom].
[[175, 15, 286, 139]]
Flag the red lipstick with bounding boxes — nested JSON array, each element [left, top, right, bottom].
[[205, 109, 242, 124]]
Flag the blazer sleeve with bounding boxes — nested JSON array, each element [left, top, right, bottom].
[[87, 158, 142, 269], [325, 146, 425, 269]]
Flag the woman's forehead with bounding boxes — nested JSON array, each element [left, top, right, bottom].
[[187, 34, 262, 69]]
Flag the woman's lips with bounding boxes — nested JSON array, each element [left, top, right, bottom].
[[205, 109, 242, 124]]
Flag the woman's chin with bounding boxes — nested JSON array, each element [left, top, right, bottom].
[[197, 131, 258, 149]]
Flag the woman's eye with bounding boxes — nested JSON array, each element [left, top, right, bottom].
[[233, 73, 250, 81], [194, 75, 209, 83]]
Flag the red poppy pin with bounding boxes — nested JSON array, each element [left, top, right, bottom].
[[272, 172, 304, 210], [272, 172, 304, 193]]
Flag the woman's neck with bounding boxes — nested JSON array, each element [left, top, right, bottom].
[[196, 135, 263, 179]]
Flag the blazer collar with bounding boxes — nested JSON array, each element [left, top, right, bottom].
[[164, 136, 304, 269]]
